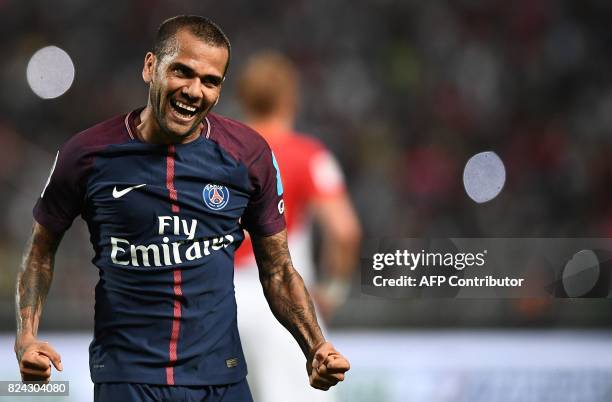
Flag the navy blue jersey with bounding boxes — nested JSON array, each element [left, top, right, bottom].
[[33, 109, 286, 386]]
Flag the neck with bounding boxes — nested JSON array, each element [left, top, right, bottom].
[[137, 106, 203, 145], [248, 114, 294, 139]]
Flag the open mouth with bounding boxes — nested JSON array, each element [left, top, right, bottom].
[[169, 99, 199, 120]]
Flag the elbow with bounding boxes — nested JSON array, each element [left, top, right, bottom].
[[331, 220, 362, 252], [259, 263, 301, 292]]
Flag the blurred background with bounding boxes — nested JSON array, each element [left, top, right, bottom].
[[1, 0, 612, 401]]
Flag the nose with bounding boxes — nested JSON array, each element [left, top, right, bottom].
[[182, 78, 202, 101]]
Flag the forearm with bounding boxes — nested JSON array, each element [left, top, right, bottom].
[[15, 223, 59, 354], [16, 258, 53, 338], [262, 264, 325, 357], [253, 230, 325, 359], [315, 195, 362, 309], [320, 235, 358, 281]]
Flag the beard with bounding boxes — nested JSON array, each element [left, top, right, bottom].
[[149, 84, 205, 139]]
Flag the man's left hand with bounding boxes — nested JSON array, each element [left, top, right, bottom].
[[307, 341, 350, 390]]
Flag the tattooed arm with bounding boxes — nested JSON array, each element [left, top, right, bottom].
[[14, 222, 63, 381], [251, 229, 350, 390]]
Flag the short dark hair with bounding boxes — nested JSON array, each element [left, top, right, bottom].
[[153, 15, 231, 75]]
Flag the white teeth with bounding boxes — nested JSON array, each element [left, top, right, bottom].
[[174, 100, 196, 112]]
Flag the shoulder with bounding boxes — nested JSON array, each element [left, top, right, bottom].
[[274, 131, 333, 166], [290, 132, 325, 148], [59, 112, 132, 158], [206, 113, 271, 166], [287, 133, 346, 194], [287, 132, 328, 155]]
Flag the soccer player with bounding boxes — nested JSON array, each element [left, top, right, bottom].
[[14, 15, 349, 402], [234, 52, 361, 402]]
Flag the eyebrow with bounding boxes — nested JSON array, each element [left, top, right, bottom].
[[170, 62, 223, 84]]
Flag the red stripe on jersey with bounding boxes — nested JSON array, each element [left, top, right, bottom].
[[166, 145, 179, 213], [166, 269, 183, 385], [165, 145, 183, 385]]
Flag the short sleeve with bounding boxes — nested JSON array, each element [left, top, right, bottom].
[[307, 149, 346, 198], [33, 139, 90, 234], [242, 147, 286, 237]]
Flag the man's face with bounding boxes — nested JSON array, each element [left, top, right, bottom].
[[143, 29, 228, 139]]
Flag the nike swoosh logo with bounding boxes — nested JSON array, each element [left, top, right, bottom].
[[112, 184, 147, 199]]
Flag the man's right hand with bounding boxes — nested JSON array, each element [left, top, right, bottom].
[[15, 337, 63, 382]]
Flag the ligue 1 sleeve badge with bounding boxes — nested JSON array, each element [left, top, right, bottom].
[[202, 184, 230, 210]]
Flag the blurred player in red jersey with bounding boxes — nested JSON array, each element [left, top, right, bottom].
[[234, 52, 362, 402]]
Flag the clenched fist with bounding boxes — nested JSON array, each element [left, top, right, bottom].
[[307, 341, 350, 391], [15, 337, 63, 382]]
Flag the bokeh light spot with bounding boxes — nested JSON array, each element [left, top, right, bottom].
[[562, 249, 600, 297], [463, 151, 506, 203], [26, 46, 75, 99]]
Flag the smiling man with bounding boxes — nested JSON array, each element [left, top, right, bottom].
[[141, 21, 227, 144], [14, 15, 349, 402]]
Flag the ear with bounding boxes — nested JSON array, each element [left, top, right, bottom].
[[142, 52, 156, 84], [214, 77, 225, 107]]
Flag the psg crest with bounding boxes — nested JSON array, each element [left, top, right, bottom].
[[202, 184, 230, 211]]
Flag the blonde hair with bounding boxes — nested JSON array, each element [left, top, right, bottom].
[[237, 51, 298, 117]]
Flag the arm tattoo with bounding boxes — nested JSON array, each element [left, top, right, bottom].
[[15, 223, 61, 349], [252, 230, 325, 359]]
